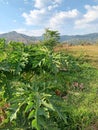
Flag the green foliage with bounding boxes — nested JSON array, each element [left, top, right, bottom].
[[0, 40, 68, 129], [0, 39, 98, 130], [43, 28, 60, 48]]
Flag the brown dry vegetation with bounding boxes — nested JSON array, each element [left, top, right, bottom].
[[54, 44, 98, 68]]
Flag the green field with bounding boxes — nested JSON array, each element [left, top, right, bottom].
[[0, 40, 98, 130], [55, 44, 98, 130]]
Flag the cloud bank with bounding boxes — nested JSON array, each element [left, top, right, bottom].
[[21, 0, 98, 35]]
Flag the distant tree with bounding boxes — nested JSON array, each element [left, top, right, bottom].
[[43, 28, 60, 48]]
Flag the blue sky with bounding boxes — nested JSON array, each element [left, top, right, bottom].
[[0, 0, 98, 36]]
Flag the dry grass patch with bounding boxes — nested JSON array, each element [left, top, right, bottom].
[[55, 44, 98, 68]]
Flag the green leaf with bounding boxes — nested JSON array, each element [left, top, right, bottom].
[[38, 107, 49, 118], [32, 119, 40, 130], [10, 107, 19, 121], [42, 100, 55, 111], [25, 102, 34, 113], [28, 110, 35, 119]]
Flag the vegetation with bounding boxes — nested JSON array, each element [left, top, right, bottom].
[[43, 28, 60, 48], [0, 37, 98, 130]]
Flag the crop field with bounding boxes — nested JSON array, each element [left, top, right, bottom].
[[0, 39, 98, 130]]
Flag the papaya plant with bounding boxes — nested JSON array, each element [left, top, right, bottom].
[[0, 39, 85, 130], [0, 40, 69, 129]]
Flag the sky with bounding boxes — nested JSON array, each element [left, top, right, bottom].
[[0, 0, 98, 36]]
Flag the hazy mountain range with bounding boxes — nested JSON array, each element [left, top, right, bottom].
[[0, 31, 98, 44]]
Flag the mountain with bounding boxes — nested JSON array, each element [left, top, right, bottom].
[[61, 33, 98, 44], [0, 31, 98, 44], [0, 31, 39, 44]]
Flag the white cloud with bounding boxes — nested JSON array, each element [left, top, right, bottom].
[[22, 0, 62, 26], [23, 0, 98, 35], [22, 8, 48, 25], [34, 0, 51, 9], [22, 4, 79, 31], [49, 9, 79, 30], [34, 0, 62, 9], [75, 5, 98, 28], [22, 0, 63, 26], [15, 28, 44, 36], [48, 4, 58, 11], [22, 0, 81, 35]]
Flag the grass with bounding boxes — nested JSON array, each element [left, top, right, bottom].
[[55, 44, 98, 129], [55, 44, 98, 68], [1, 43, 98, 129]]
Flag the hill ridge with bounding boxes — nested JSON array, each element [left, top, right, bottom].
[[0, 31, 98, 44]]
